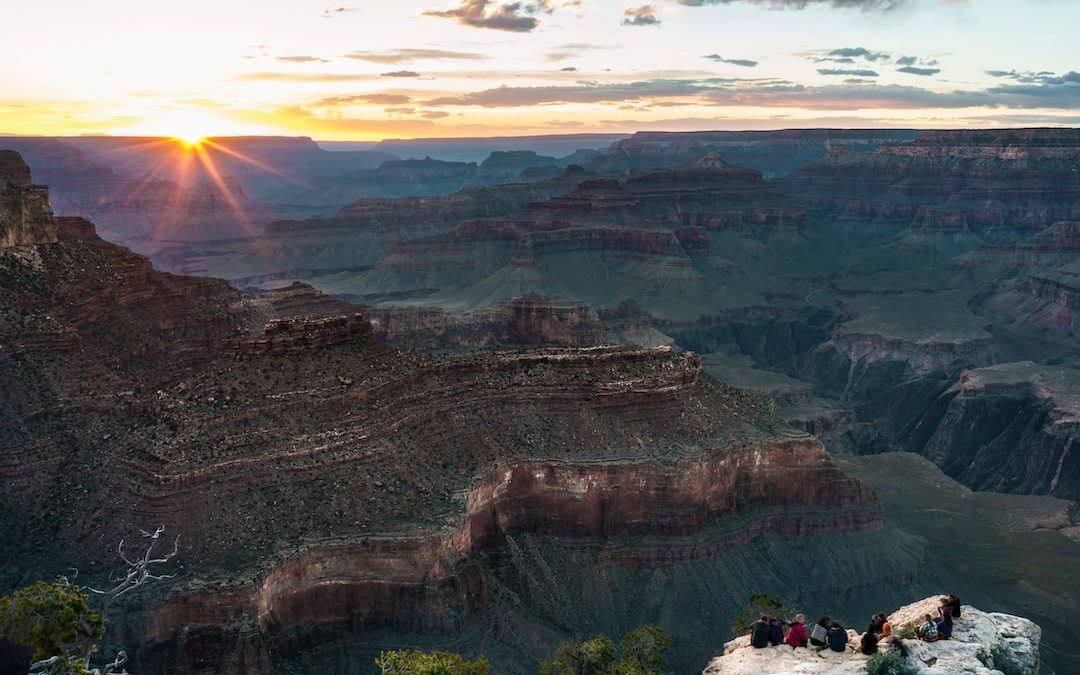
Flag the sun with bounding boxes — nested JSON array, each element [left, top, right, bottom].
[[121, 109, 251, 145], [173, 131, 207, 147]]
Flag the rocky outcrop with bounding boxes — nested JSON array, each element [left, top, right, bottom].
[[0, 151, 57, 247], [905, 363, 1080, 499], [365, 293, 607, 350], [704, 596, 1040, 675], [479, 150, 558, 181]]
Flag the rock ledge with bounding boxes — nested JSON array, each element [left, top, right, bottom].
[[703, 596, 1040, 675]]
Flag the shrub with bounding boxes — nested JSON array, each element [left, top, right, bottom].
[[0, 578, 104, 673], [865, 650, 918, 675], [538, 626, 673, 675], [375, 649, 490, 675]]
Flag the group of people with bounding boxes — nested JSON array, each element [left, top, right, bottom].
[[749, 594, 962, 656], [916, 595, 962, 643]]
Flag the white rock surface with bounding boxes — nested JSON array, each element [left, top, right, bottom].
[[702, 596, 1041, 675]]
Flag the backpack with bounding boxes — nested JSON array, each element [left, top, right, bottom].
[[827, 626, 848, 652], [769, 620, 783, 646]]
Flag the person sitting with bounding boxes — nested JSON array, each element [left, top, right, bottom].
[[826, 620, 848, 653], [947, 593, 962, 620], [867, 613, 885, 635], [809, 616, 830, 647], [918, 614, 939, 643], [860, 626, 879, 655], [879, 616, 892, 639], [936, 597, 954, 639], [769, 616, 784, 647], [785, 614, 809, 648], [750, 614, 772, 648]]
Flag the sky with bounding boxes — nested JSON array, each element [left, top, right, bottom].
[[1, 0, 1079, 140]]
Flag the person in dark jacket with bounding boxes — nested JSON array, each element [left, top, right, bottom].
[[827, 620, 848, 653], [860, 627, 879, 655], [785, 614, 808, 648], [769, 617, 784, 647], [750, 615, 772, 648], [936, 597, 954, 639], [947, 593, 962, 620], [809, 616, 830, 647], [868, 613, 887, 635]]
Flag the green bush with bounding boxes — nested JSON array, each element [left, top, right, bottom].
[[538, 625, 673, 675], [375, 649, 489, 675], [0, 578, 105, 674], [865, 650, 918, 675]]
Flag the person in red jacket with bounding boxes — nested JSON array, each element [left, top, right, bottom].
[[785, 613, 809, 648]]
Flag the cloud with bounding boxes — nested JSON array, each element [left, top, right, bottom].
[[823, 46, 890, 62], [623, 4, 661, 25], [986, 69, 1080, 86], [315, 93, 413, 106], [986, 71, 1080, 108], [818, 68, 880, 77], [560, 67, 578, 72], [343, 48, 486, 64], [422, 111, 451, 119], [897, 66, 940, 76], [231, 71, 379, 82], [704, 55, 759, 67], [321, 4, 358, 17], [674, 0, 905, 9], [544, 42, 615, 62], [423, 76, 999, 111], [381, 70, 422, 77], [423, 0, 556, 32], [428, 79, 712, 106], [276, 56, 330, 64]]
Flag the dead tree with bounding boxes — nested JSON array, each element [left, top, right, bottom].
[[26, 526, 179, 675]]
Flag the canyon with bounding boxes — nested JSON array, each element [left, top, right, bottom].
[[1, 126, 1079, 674], [0, 150, 920, 674]]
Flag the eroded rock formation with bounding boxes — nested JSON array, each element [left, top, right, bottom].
[[0, 151, 57, 247]]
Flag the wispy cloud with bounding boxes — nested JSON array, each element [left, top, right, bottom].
[[231, 71, 378, 82], [381, 70, 422, 78], [315, 93, 414, 106], [897, 65, 940, 76], [422, 76, 1002, 111], [344, 48, 486, 64], [321, 4, 358, 17], [704, 54, 759, 67], [276, 55, 330, 64], [818, 68, 879, 77], [674, 0, 905, 9]]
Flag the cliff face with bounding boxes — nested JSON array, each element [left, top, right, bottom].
[[705, 596, 1041, 675], [0, 151, 58, 247], [587, 129, 921, 177], [782, 128, 1080, 232]]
